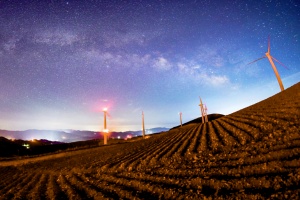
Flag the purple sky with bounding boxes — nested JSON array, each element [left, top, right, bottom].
[[0, 0, 299, 134]]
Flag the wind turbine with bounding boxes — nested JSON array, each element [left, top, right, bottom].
[[204, 104, 208, 123], [199, 97, 205, 123], [142, 111, 146, 139], [179, 112, 183, 127], [248, 36, 288, 92], [103, 107, 109, 145]]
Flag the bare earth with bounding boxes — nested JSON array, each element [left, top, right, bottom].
[[0, 82, 299, 199]]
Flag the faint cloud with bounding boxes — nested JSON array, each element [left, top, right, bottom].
[[178, 63, 194, 75], [123, 53, 151, 68], [177, 63, 189, 73], [78, 48, 152, 70], [1, 36, 21, 53], [3, 38, 18, 51], [34, 30, 79, 46], [103, 31, 147, 48], [153, 57, 172, 70], [82, 49, 114, 64], [177, 61, 229, 87], [196, 45, 225, 67], [132, 107, 142, 113], [178, 62, 203, 75], [234, 59, 262, 77], [203, 74, 229, 86]]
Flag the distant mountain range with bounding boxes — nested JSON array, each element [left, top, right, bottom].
[[0, 127, 170, 143]]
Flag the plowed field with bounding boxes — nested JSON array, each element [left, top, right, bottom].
[[1, 82, 299, 199]]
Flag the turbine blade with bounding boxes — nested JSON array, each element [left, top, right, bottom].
[[268, 35, 270, 53], [107, 112, 111, 118], [271, 56, 289, 69], [247, 56, 266, 65]]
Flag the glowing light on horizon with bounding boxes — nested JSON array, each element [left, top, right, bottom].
[[103, 129, 109, 133], [22, 143, 30, 149], [125, 135, 132, 140]]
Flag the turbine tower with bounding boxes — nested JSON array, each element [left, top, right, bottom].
[[103, 107, 108, 145], [179, 112, 183, 127], [142, 111, 146, 139], [248, 36, 287, 92], [199, 97, 205, 123]]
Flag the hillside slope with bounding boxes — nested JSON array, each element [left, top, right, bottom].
[[0, 82, 299, 199], [170, 113, 224, 130]]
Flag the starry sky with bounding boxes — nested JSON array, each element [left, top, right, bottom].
[[1, 0, 299, 133]]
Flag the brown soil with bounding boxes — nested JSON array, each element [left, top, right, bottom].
[[0, 82, 299, 199]]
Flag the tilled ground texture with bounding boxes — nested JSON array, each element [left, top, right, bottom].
[[0, 82, 299, 199]]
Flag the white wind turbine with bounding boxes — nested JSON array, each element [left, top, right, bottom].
[[199, 97, 205, 123], [179, 112, 183, 127], [248, 36, 288, 92], [102, 107, 109, 145]]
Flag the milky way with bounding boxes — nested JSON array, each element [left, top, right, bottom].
[[0, 0, 299, 135]]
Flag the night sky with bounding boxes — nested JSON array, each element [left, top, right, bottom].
[[1, 0, 299, 134]]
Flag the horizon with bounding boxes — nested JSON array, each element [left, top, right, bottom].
[[1, 1, 299, 133], [0, 127, 171, 143], [0, 126, 170, 132], [1, 80, 299, 133]]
